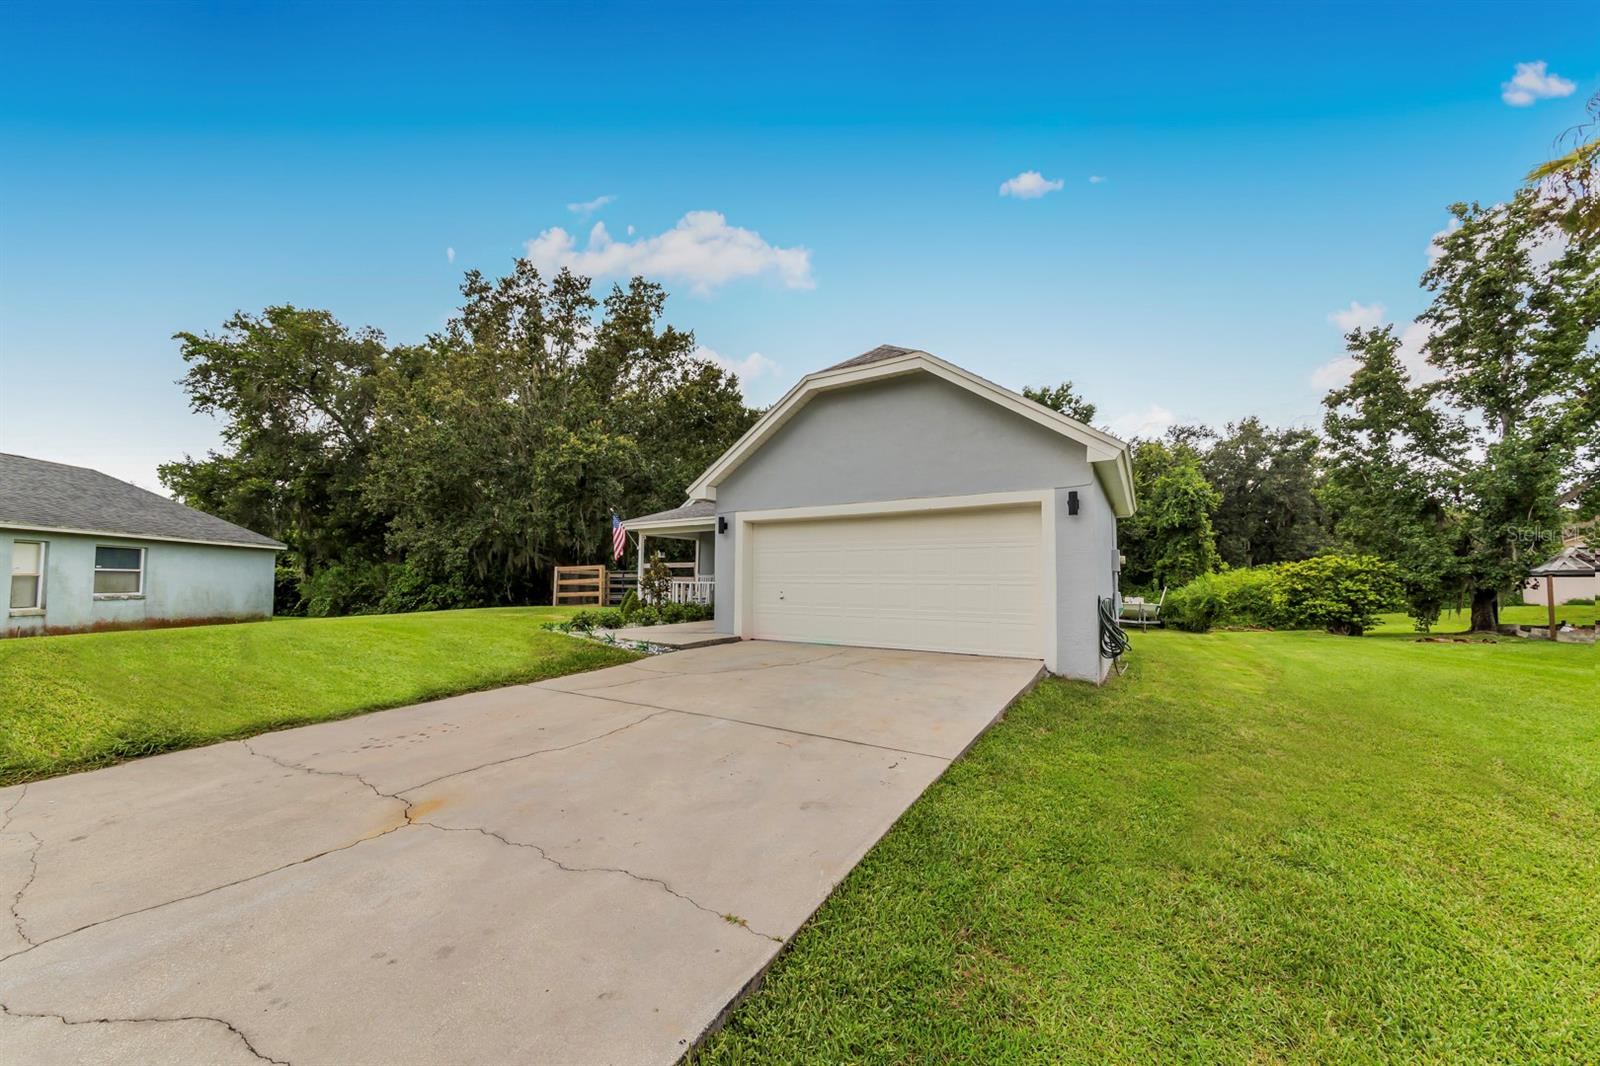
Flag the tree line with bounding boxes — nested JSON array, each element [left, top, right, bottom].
[[161, 266, 758, 615], [1031, 175, 1597, 631], [164, 145, 1595, 630]]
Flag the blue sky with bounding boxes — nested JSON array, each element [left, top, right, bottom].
[[2, 1, 1595, 489]]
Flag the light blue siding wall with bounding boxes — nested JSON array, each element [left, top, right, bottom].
[[2, 530, 275, 637], [709, 373, 1121, 681]]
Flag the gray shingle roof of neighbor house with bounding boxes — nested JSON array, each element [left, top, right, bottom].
[[823, 344, 919, 372], [1530, 545, 1596, 577], [0, 453, 285, 549], [625, 499, 716, 525]]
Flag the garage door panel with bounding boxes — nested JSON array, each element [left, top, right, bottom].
[[748, 505, 1044, 659]]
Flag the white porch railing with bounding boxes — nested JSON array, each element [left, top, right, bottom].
[[667, 578, 715, 605]]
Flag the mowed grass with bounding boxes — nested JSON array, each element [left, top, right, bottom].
[[696, 628, 1598, 1064], [0, 607, 636, 786], [1372, 603, 1596, 634]]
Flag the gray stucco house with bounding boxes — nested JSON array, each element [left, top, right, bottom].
[[2, 453, 283, 638], [626, 346, 1136, 681]]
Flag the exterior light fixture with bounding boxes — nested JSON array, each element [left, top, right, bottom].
[[1067, 490, 1080, 516]]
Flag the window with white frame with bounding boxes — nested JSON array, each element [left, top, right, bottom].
[[93, 545, 145, 596], [10, 541, 45, 610]]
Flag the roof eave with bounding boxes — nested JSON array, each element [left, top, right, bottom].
[[625, 517, 716, 535], [0, 521, 285, 551]]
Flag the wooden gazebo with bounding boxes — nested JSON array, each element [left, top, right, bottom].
[[1526, 547, 1597, 639]]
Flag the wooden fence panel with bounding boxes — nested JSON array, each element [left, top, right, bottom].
[[606, 571, 638, 606], [553, 565, 607, 605]]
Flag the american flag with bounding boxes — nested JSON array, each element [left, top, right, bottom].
[[611, 515, 627, 561]]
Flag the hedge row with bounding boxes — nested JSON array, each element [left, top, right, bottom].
[[1162, 555, 1402, 635], [566, 600, 714, 631]]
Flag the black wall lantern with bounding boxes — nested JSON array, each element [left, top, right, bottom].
[[718, 515, 728, 534], [1067, 490, 1080, 516]]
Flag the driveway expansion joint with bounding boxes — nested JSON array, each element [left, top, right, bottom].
[[393, 708, 668, 796], [562, 688, 950, 761], [0, 1001, 289, 1065], [633, 646, 854, 677]]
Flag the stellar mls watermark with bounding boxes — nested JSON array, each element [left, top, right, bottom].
[[1508, 525, 1589, 553]]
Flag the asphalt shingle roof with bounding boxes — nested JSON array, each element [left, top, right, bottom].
[[822, 344, 919, 372], [0, 453, 284, 549], [624, 499, 716, 525], [1530, 545, 1596, 577]]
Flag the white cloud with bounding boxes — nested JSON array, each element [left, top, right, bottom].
[[1108, 403, 1175, 440], [1087, 175, 1107, 184], [695, 345, 781, 398], [525, 211, 814, 295], [1327, 300, 1386, 331], [1311, 355, 1360, 391], [1501, 61, 1576, 106], [1311, 319, 1439, 390], [1427, 218, 1461, 265], [567, 194, 616, 215], [446, 246, 455, 263], [999, 170, 1065, 199]]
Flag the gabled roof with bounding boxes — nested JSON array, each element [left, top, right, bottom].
[[0, 453, 284, 550], [1530, 545, 1596, 578], [822, 344, 918, 371], [686, 346, 1137, 517]]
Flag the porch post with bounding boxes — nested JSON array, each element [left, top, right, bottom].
[[637, 533, 647, 590]]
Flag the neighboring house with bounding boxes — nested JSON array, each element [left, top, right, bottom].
[[1524, 545, 1597, 607], [2, 453, 283, 638], [626, 345, 1136, 681]]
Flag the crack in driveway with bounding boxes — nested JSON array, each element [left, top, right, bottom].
[[0, 1001, 289, 1065], [0, 820, 412, 967], [0, 783, 27, 834], [7, 831, 42, 948], [408, 821, 784, 942], [0, 707, 758, 969]]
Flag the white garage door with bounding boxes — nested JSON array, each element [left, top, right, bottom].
[[748, 504, 1045, 659]]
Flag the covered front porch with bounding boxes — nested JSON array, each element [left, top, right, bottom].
[[624, 500, 718, 605]]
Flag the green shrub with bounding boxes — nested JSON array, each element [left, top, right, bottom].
[[1162, 573, 1225, 632], [1273, 555, 1402, 635], [297, 560, 472, 617], [273, 562, 305, 616], [618, 588, 641, 619], [567, 601, 713, 631], [1164, 567, 1283, 632], [568, 607, 625, 631], [1562, 596, 1594, 606], [376, 564, 469, 614], [1163, 555, 1401, 636], [299, 560, 391, 617]]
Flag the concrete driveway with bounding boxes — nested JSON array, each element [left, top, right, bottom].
[[0, 640, 1041, 1065]]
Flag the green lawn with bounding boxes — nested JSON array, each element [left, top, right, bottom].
[[0, 607, 636, 786], [697, 628, 1598, 1063], [1372, 603, 1597, 634]]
